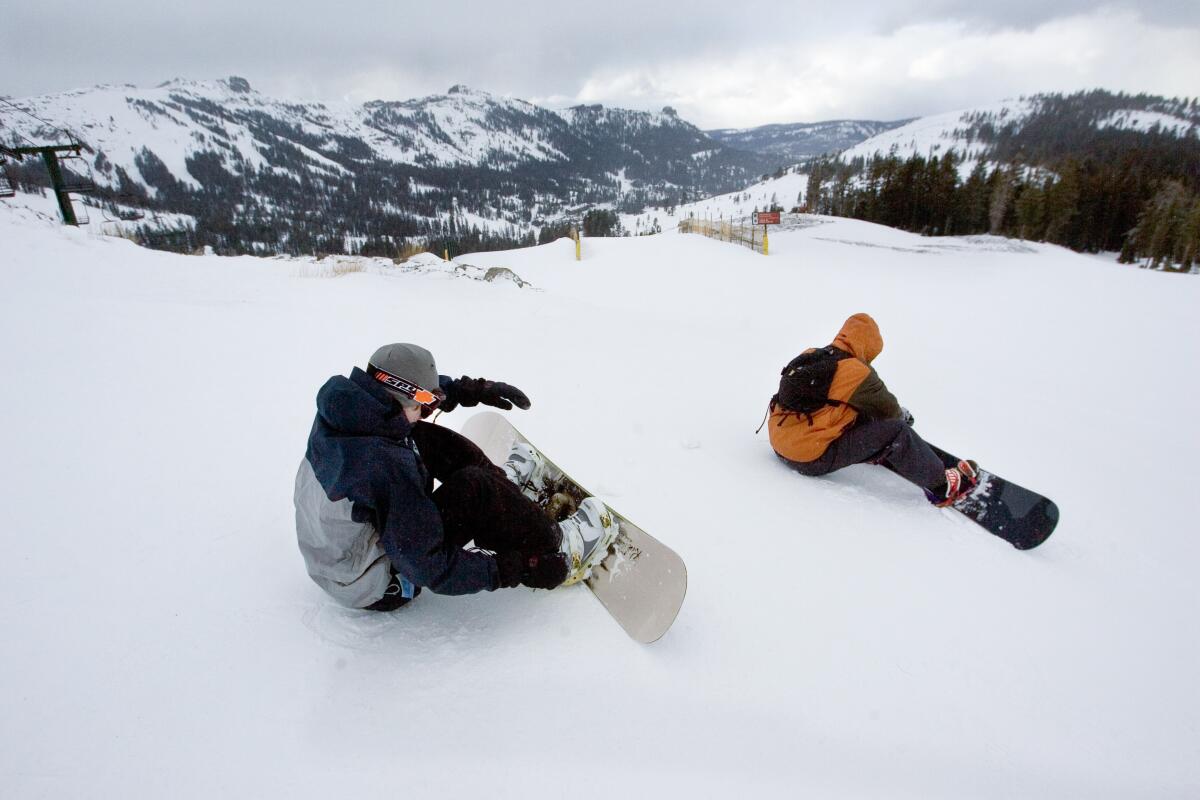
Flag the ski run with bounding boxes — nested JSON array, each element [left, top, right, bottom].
[[2, 196, 1199, 798]]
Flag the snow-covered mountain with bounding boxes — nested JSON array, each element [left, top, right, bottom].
[[839, 91, 1200, 174], [707, 119, 912, 161], [0, 78, 777, 254]]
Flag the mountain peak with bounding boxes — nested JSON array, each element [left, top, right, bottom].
[[152, 76, 254, 96]]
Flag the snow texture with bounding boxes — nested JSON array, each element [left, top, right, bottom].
[[2, 201, 1198, 799]]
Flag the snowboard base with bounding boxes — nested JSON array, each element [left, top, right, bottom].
[[460, 411, 687, 643]]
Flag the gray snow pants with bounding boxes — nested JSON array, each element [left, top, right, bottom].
[[779, 418, 947, 491]]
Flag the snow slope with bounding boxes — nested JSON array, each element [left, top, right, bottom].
[[838, 101, 1033, 172], [838, 96, 1199, 178], [622, 168, 810, 233], [2, 206, 1198, 798]]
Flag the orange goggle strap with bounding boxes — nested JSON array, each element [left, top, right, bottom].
[[368, 363, 440, 405]]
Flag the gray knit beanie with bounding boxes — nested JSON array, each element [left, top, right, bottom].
[[367, 343, 439, 405]]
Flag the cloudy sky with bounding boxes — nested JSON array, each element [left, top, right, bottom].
[[3, 0, 1198, 128]]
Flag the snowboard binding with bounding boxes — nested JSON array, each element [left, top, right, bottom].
[[930, 459, 980, 508], [503, 440, 620, 584], [557, 497, 620, 586]]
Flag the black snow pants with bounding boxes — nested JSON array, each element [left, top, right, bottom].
[[413, 421, 559, 553], [367, 422, 559, 611], [779, 417, 947, 492], [367, 424, 559, 614]]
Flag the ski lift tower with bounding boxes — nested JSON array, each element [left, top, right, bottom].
[[0, 140, 95, 225]]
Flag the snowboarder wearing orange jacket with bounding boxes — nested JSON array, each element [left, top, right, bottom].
[[765, 313, 977, 505]]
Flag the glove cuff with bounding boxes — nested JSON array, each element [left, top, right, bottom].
[[495, 552, 524, 589], [449, 376, 487, 410]]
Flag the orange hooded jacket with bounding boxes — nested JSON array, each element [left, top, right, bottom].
[[767, 313, 900, 463]]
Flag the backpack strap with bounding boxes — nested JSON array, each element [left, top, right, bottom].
[[777, 345, 854, 424], [815, 346, 853, 420]]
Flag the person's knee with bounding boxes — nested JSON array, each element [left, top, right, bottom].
[[441, 464, 499, 492], [454, 464, 493, 482], [860, 418, 911, 453]]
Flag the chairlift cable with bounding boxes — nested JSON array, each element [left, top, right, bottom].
[[0, 97, 86, 148]]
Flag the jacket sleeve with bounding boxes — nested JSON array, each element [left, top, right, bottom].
[[368, 448, 500, 596], [847, 367, 902, 420]]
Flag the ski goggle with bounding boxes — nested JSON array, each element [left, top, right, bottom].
[[369, 364, 445, 416]]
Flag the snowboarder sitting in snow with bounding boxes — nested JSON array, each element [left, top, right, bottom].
[[764, 313, 978, 506], [294, 343, 607, 611]]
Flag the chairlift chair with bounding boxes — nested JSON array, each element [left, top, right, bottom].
[[68, 195, 91, 225], [0, 157, 15, 198], [55, 148, 96, 194], [100, 198, 146, 223]]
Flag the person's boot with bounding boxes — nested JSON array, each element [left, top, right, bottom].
[[928, 459, 979, 507], [502, 441, 547, 500], [557, 497, 619, 585]]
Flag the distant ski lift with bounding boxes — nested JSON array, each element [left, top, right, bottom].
[[0, 157, 15, 198], [55, 147, 97, 194], [100, 199, 146, 223], [0, 102, 96, 223], [70, 196, 91, 225]]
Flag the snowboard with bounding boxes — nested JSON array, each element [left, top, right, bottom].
[[926, 443, 1059, 550], [460, 411, 687, 643]]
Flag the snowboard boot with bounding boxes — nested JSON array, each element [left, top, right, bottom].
[[502, 441, 547, 501], [928, 459, 980, 507], [557, 496, 619, 585]]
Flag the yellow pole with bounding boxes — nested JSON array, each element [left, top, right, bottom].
[[443, 248, 449, 262], [763, 227, 769, 256], [575, 229, 581, 261]]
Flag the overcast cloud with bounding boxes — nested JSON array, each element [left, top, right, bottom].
[[3, 0, 1198, 128]]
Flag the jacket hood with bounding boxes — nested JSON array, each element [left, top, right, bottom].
[[315, 368, 413, 439], [832, 313, 884, 363]]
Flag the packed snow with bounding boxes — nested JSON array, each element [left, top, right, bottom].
[[2, 200, 1198, 798]]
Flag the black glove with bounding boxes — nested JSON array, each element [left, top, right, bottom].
[[496, 552, 568, 590], [900, 407, 915, 426], [442, 376, 531, 412]]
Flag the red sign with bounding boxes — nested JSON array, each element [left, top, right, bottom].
[[753, 211, 781, 225]]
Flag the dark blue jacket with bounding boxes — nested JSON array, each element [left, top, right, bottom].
[[303, 367, 499, 595]]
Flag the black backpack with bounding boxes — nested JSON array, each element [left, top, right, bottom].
[[775, 345, 853, 420]]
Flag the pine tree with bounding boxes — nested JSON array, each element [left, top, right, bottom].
[[1014, 180, 1047, 241], [1122, 180, 1197, 270], [1043, 160, 1082, 245], [806, 162, 825, 214], [988, 167, 1017, 235], [961, 161, 990, 233], [1181, 196, 1200, 270]]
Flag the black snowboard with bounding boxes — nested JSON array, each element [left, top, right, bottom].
[[926, 444, 1059, 550]]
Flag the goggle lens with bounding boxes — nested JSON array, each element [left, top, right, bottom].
[[370, 364, 444, 416], [418, 390, 446, 418]]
